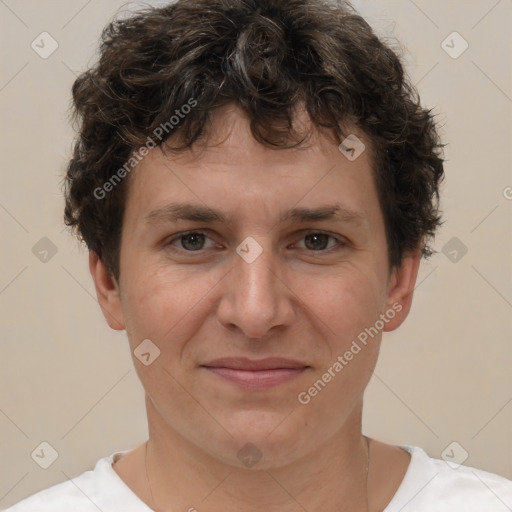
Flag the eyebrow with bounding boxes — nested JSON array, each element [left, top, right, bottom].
[[282, 205, 366, 225], [144, 202, 367, 227]]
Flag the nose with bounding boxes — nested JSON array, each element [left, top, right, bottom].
[[216, 239, 295, 339]]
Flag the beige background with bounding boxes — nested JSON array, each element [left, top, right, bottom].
[[0, 0, 511, 508]]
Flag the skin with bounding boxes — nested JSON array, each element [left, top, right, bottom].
[[90, 105, 420, 512]]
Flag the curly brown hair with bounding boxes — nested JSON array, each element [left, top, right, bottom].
[[64, 0, 444, 281]]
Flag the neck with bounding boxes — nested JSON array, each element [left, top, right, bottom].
[[144, 397, 370, 512]]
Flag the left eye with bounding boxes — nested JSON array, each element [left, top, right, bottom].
[[295, 232, 339, 251]]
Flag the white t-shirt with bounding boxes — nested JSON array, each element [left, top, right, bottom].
[[2, 445, 512, 511]]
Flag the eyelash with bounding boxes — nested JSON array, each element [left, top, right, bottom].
[[164, 230, 347, 254]]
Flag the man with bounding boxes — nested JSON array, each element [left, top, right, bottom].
[[4, 0, 512, 510]]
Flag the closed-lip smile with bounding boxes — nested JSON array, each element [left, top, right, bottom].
[[201, 357, 310, 389]]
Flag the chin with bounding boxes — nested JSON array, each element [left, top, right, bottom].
[[206, 411, 313, 469]]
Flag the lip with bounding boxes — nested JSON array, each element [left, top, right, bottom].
[[201, 357, 309, 389], [202, 357, 308, 370]]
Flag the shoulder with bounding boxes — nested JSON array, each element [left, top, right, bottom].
[[1, 477, 97, 512], [385, 445, 512, 512], [1, 450, 147, 512]]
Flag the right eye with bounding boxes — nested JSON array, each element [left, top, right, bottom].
[[165, 231, 218, 252]]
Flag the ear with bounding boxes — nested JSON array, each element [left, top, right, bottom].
[[89, 251, 125, 331], [382, 247, 422, 332]]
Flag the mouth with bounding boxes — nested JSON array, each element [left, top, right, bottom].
[[200, 357, 310, 389]]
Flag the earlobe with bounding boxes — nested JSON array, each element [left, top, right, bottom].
[[89, 251, 126, 331], [382, 248, 422, 332]]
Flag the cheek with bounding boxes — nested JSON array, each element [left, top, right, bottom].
[[293, 271, 385, 427], [290, 292, 383, 456], [120, 262, 219, 352], [298, 265, 386, 345]]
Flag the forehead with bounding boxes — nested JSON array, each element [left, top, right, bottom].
[[163, 105, 375, 171], [123, 105, 381, 228]]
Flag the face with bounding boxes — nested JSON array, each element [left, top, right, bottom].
[[92, 106, 420, 469]]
